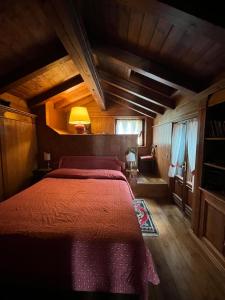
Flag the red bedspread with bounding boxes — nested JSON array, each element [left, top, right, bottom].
[[0, 169, 159, 298]]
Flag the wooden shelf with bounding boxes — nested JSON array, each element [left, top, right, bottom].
[[204, 162, 225, 171], [205, 137, 225, 140], [199, 187, 225, 203]]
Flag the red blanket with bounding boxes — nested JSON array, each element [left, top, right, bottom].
[[0, 169, 159, 298]]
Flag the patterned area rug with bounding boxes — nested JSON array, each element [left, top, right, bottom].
[[133, 199, 159, 236]]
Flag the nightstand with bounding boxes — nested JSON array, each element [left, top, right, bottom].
[[32, 168, 52, 183], [125, 168, 139, 186]]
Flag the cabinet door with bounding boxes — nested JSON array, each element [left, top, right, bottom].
[[199, 190, 225, 267]]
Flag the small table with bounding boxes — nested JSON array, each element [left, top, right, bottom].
[[32, 168, 52, 183], [125, 168, 139, 186]]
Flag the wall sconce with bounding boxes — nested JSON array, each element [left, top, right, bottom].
[[69, 106, 90, 134], [44, 152, 51, 169]]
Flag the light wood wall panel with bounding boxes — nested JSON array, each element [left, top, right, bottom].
[[34, 103, 153, 169], [44, 99, 153, 160], [0, 118, 4, 201], [154, 94, 199, 126], [0, 108, 37, 199], [153, 122, 172, 183]]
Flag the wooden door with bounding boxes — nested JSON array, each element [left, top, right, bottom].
[[171, 118, 197, 218]]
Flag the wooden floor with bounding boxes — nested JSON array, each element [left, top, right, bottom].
[[144, 198, 225, 300]]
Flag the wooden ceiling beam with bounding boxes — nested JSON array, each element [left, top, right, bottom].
[[100, 70, 174, 109], [94, 47, 202, 92], [108, 94, 156, 119], [102, 82, 165, 114], [130, 71, 176, 96], [0, 50, 69, 94], [28, 75, 83, 108], [42, 0, 105, 110]]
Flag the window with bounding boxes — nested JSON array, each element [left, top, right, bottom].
[[115, 118, 145, 146]]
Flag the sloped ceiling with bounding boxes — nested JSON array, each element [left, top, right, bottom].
[[0, 0, 225, 119]]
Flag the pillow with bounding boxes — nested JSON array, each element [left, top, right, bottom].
[[58, 156, 125, 171]]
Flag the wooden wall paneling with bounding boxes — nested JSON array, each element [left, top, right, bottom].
[[46, 102, 68, 132], [153, 122, 172, 183], [0, 117, 4, 201], [88, 117, 115, 135], [208, 88, 225, 107], [0, 110, 37, 199], [154, 93, 198, 125], [0, 92, 29, 112], [198, 189, 225, 270], [35, 100, 153, 168], [35, 105, 138, 168], [205, 204, 225, 253]]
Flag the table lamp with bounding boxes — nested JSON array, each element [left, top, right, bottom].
[[126, 150, 136, 170], [44, 152, 51, 169], [69, 107, 90, 134]]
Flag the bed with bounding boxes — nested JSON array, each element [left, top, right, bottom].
[[0, 156, 159, 299]]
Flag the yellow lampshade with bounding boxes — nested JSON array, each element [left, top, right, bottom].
[[69, 107, 90, 125]]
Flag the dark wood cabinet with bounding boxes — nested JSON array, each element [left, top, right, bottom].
[[195, 89, 225, 271]]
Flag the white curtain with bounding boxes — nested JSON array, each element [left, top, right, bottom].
[[116, 119, 143, 146], [187, 119, 198, 174], [168, 123, 186, 177]]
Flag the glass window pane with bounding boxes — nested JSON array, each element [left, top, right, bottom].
[[115, 119, 144, 146]]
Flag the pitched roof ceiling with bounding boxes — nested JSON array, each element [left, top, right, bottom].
[[0, 0, 225, 119]]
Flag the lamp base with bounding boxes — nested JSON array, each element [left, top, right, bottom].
[[75, 124, 85, 134]]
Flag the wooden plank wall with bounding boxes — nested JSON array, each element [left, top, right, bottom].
[[153, 123, 172, 183], [0, 107, 37, 199], [0, 118, 4, 201], [34, 104, 151, 169]]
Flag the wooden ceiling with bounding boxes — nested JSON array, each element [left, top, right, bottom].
[[81, 0, 225, 85], [0, 0, 225, 119]]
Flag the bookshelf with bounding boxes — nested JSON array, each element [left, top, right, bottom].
[[197, 92, 225, 270], [202, 100, 225, 197]]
